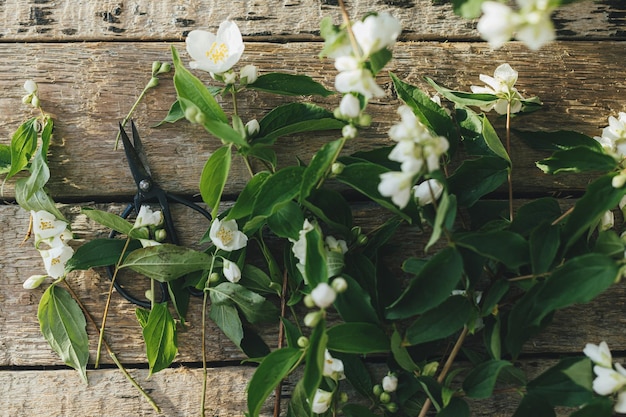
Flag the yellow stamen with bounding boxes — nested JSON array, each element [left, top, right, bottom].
[[40, 220, 55, 230], [51, 257, 61, 266], [206, 42, 228, 64], [216, 227, 233, 245]]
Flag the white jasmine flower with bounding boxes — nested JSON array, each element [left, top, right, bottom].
[[240, 64, 258, 84], [378, 171, 415, 209], [245, 119, 260, 137], [594, 112, 626, 159], [310, 282, 336, 309], [382, 374, 398, 392], [584, 341, 613, 369], [334, 56, 385, 99], [23, 274, 48, 290], [23, 79, 38, 94], [40, 244, 74, 278], [325, 236, 348, 254], [477, 2, 519, 49], [515, 0, 556, 50], [311, 389, 333, 414], [289, 219, 315, 265], [209, 219, 248, 252], [134, 205, 163, 228], [222, 259, 242, 283], [413, 179, 444, 206], [388, 140, 424, 174], [186, 21, 244, 74], [31, 210, 69, 241], [351, 12, 402, 57], [323, 349, 346, 380], [339, 94, 361, 119], [470, 63, 524, 115], [593, 364, 626, 395]]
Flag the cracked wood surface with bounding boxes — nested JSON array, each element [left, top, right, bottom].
[[1, 0, 625, 416]]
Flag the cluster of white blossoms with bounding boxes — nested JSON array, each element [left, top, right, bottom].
[[22, 80, 40, 108], [378, 105, 449, 209], [24, 210, 74, 289], [470, 63, 525, 115], [310, 349, 346, 413], [584, 341, 626, 413], [592, 112, 626, 188], [477, 0, 556, 51], [185, 20, 258, 85], [328, 12, 401, 99], [209, 218, 248, 283]]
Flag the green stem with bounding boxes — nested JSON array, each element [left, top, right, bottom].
[[63, 281, 161, 413], [506, 101, 513, 222], [200, 253, 218, 417], [95, 236, 132, 368], [113, 77, 157, 150]]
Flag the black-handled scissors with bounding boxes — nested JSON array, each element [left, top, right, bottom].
[[107, 121, 212, 308]]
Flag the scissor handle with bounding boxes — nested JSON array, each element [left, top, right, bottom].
[[105, 203, 169, 309]]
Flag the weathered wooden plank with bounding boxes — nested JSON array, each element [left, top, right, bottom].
[[1, 0, 622, 42], [2, 200, 624, 368], [0, 359, 593, 417], [1, 41, 624, 200]]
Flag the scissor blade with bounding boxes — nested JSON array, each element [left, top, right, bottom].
[[119, 122, 152, 188], [130, 121, 152, 177]]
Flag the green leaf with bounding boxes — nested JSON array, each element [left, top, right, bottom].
[[304, 224, 328, 287], [65, 238, 141, 273], [155, 100, 185, 126], [451, 0, 484, 18], [249, 73, 334, 97], [5, 118, 38, 181], [391, 328, 420, 372], [342, 404, 380, 417], [210, 292, 244, 347], [336, 161, 411, 221], [594, 230, 625, 257], [386, 247, 463, 319], [334, 275, 380, 324], [14, 182, 65, 220], [369, 47, 392, 75], [426, 191, 456, 251], [510, 197, 562, 236], [38, 285, 89, 383], [81, 207, 133, 235], [247, 166, 305, 229], [171, 46, 227, 123], [327, 323, 389, 354], [527, 357, 593, 407], [303, 319, 327, 402], [0, 144, 10, 174], [143, 302, 177, 375], [455, 231, 529, 270], [135, 307, 150, 328], [480, 113, 510, 163], [512, 393, 556, 417], [210, 282, 278, 324], [536, 147, 617, 174], [240, 264, 277, 295], [267, 201, 304, 240], [287, 380, 312, 417], [562, 175, 626, 251], [462, 360, 514, 398], [247, 347, 303, 417], [448, 156, 509, 207], [514, 129, 602, 152], [304, 188, 353, 234], [426, 77, 500, 108], [256, 102, 343, 145], [437, 397, 470, 417], [121, 243, 212, 282], [22, 118, 53, 200], [569, 397, 614, 417], [405, 295, 473, 345], [529, 223, 560, 275], [226, 171, 271, 221], [390, 72, 455, 140], [333, 352, 374, 399], [507, 253, 619, 357], [300, 138, 343, 202], [199, 145, 231, 218]]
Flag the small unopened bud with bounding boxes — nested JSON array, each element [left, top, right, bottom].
[[157, 62, 171, 74], [600, 210, 615, 231], [297, 336, 309, 348], [310, 282, 336, 309], [31, 95, 41, 108], [209, 272, 221, 283], [423, 361, 439, 377], [22, 94, 33, 104], [154, 228, 167, 242], [331, 162, 344, 175], [372, 384, 383, 397], [613, 173, 626, 188], [382, 374, 398, 393], [342, 124, 358, 139], [134, 226, 150, 240], [152, 61, 162, 75], [339, 392, 349, 403], [339, 94, 361, 119], [147, 76, 159, 89], [331, 277, 348, 293], [386, 402, 398, 413], [23, 274, 47, 290], [224, 71, 237, 85], [304, 311, 322, 327], [379, 392, 391, 404], [245, 119, 260, 137], [303, 294, 316, 308], [358, 113, 372, 127], [240, 64, 258, 84]]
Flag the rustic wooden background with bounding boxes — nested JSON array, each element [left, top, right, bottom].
[[1, 0, 626, 416]]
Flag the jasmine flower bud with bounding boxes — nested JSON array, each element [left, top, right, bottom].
[[23, 274, 47, 290], [311, 389, 333, 414], [240, 64, 258, 84], [386, 402, 398, 413], [145, 289, 154, 302], [423, 361, 439, 377], [304, 311, 322, 327], [147, 77, 159, 89], [382, 374, 398, 392], [31, 95, 41, 108], [342, 124, 358, 139], [339, 94, 361, 119], [599, 210, 614, 231], [613, 172, 626, 189], [331, 162, 344, 175], [310, 282, 336, 309], [154, 228, 167, 242], [151, 61, 162, 75], [222, 259, 242, 283], [331, 277, 348, 293], [157, 62, 171, 74], [372, 384, 383, 397], [245, 119, 260, 137], [303, 294, 316, 308], [297, 336, 309, 348], [209, 272, 221, 283], [379, 391, 391, 404], [224, 71, 237, 85]]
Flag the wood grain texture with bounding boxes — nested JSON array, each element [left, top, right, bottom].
[[1, 41, 624, 201], [1, 0, 623, 42]]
